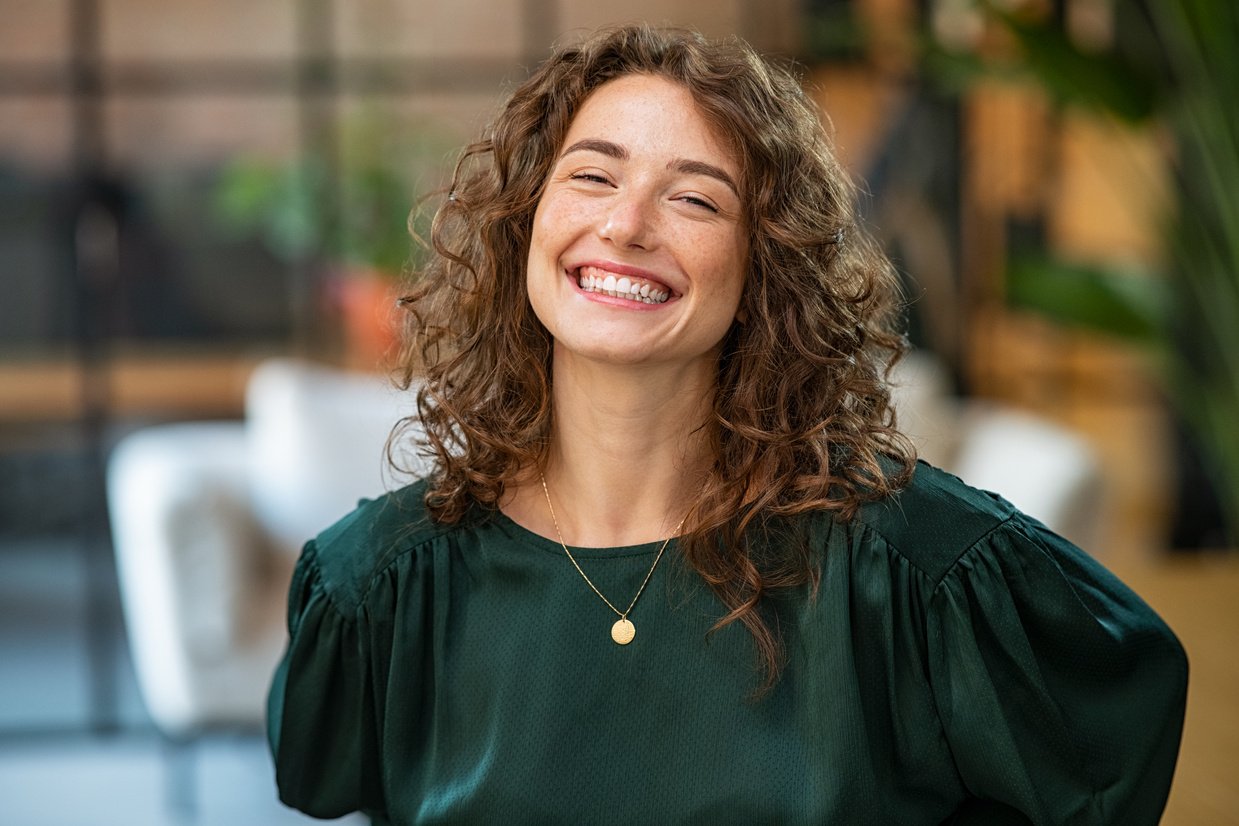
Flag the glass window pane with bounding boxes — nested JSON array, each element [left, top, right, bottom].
[[334, 0, 524, 60], [556, 0, 745, 42], [0, 0, 71, 62], [100, 0, 298, 61]]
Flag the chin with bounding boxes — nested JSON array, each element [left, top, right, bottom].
[[556, 340, 655, 366]]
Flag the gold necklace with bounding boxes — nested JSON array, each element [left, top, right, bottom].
[[539, 473, 684, 645]]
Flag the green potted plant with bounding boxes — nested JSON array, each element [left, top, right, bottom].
[[214, 110, 452, 366]]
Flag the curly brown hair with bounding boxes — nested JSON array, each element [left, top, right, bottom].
[[394, 24, 915, 693]]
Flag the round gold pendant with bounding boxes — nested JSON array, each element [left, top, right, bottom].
[[611, 618, 635, 645]]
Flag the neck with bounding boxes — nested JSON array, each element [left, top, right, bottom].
[[517, 345, 716, 547]]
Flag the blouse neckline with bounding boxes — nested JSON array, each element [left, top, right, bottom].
[[487, 509, 678, 559]]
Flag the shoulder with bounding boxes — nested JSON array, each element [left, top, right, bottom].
[[853, 460, 1020, 584], [306, 478, 456, 610]]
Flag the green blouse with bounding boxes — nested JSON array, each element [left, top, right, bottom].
[[268, 461, 1187, 825]]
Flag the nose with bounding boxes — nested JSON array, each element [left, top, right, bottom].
[[598, 191, 654, 250]]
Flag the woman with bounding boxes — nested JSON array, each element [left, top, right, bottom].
[[268, 25, 1187, 825]]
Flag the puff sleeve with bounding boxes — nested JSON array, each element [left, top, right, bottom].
[[267, 540, 389, 819], [927, 515, 1188, 825]]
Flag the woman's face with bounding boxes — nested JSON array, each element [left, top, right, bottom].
[[526, 73, 747, 372]]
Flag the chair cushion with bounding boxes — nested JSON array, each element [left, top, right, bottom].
[[245, 359, 428, 557]]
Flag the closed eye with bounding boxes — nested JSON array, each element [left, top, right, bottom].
[[570, 172, 611, 185], [679, 195, 719, 213]]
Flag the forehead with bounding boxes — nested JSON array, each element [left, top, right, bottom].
[[562, 74, 740, 175]]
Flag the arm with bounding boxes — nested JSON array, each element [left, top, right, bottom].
[[927, 517, 1188, 825]]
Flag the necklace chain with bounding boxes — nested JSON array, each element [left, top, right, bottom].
[[539, 473, 684, 642]]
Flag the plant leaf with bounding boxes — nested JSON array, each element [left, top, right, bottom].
[[1006, 255, 1167, 344], [994, 8, 1157, 123]]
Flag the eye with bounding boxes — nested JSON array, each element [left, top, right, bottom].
[[678, 195, 719, 214], [569, 171, 612, 185]]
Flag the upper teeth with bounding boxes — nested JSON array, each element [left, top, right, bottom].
[[577, 266, 670, 304]]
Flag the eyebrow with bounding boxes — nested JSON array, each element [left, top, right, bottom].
[[562, 138, 628, 161], [560, 139, 740, 197], [671, 159, 739, 197]]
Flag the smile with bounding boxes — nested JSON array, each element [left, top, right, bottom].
[[575, 266, 671, 304]]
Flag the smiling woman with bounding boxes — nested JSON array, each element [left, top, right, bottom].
[[267, 24, 1188, 826], [527, 74, 747, 371]]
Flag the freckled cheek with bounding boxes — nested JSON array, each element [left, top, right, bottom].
[[532, 196, 603, 254], [682, 230, 746, 288], [530, 210, 569, 271]]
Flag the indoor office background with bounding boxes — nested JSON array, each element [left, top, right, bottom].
[[0, 0, 1235, 824]]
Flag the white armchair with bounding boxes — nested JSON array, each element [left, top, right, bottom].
[[107, 358, 426, 735], [889, 350, 1104, 549]]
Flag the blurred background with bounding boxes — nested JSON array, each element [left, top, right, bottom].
[[0, 0, 1235, 823]]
